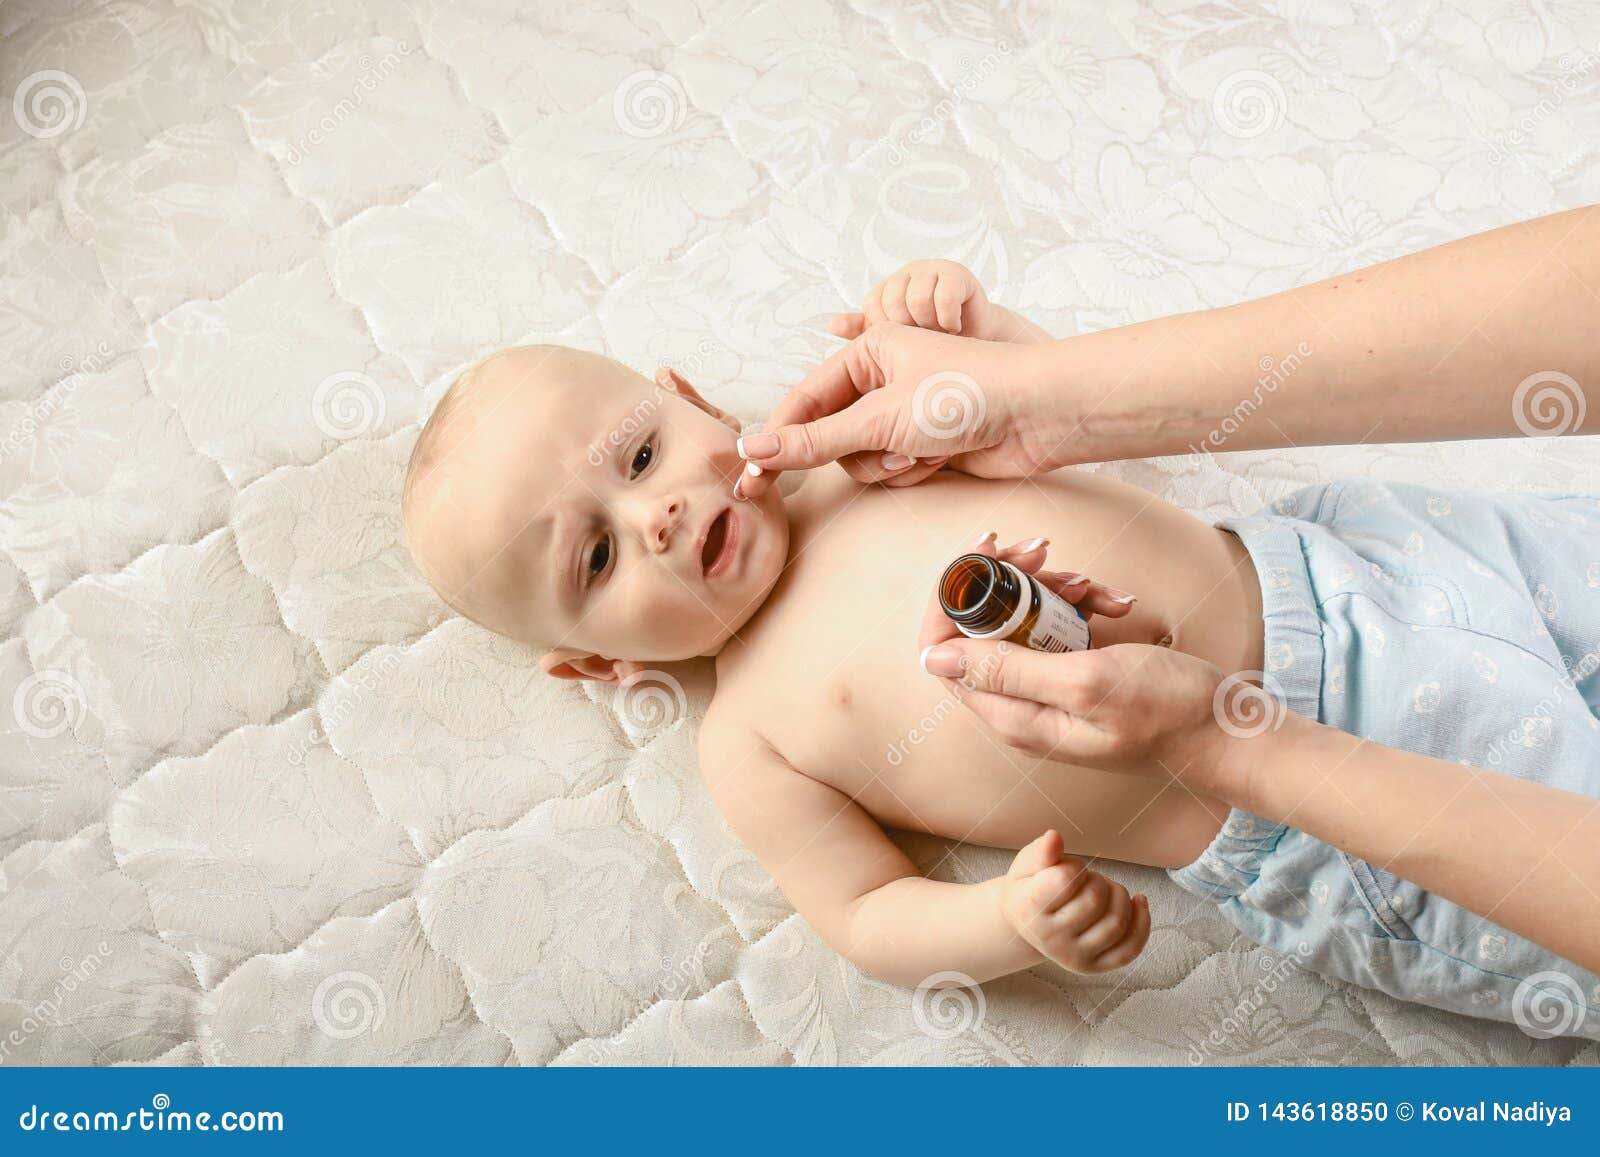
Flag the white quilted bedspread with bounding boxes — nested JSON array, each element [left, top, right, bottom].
[[4, 0, 1600, 1067]]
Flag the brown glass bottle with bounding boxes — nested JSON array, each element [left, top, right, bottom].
[[938, 553, 1090, 653]]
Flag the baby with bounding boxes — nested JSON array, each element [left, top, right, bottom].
[[401, 261, 1600, 1038]]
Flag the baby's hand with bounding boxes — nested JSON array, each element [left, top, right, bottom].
[[1001, 830, 1151, 974], [832, 259, 993, 340]]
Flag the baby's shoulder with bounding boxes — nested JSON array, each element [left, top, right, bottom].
[[697, 691, 779, 778], [697, 699, 806, 839], [703, 646, 783, 743], [697, 692, 750, 762]]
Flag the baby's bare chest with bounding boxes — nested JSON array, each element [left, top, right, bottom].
[[711, 470, 1241, 861], [713, 474, 1181, 850]]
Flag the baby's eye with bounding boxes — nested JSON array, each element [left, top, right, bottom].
[[587, 535, 612, 580], [629, 437, 655, 478]]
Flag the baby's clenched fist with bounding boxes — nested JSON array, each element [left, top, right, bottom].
[[831, 259, 995, 340], [1001, 830, 1151, 974]]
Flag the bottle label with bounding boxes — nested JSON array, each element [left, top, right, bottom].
[[1023, 583, 1091, 653]]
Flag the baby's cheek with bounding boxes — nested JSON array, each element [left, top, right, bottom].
[[613, 576, 716, 658]]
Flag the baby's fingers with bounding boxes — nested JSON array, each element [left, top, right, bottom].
[[863, 283, 889, 329], [880, 271, 914, 326], [1026, 858, 1094, 914], [1091, 895, 1151, 972], [933, 272, 965, 334], [829, 312, 868, 339], [1075, 883, 1135, 956], [905, 273, 939, 329]]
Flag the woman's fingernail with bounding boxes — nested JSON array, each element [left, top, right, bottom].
[[882, 452, 915, 471], [972, 531, 997, 549], [1017, 537, 1048, 553], [1108, 590, 1138, 604], [738, 433, 779, 459], [745, 462, 763, 477], [920, 645, 967, 678]]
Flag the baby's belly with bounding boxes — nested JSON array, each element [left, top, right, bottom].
[[800, 667, 1227, 868]]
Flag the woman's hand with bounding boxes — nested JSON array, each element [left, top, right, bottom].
[[926, 636, 1230, 775], [916, 535, 1233, 777], [735, 324, 1064, 498]]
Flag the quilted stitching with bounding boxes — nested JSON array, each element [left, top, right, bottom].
[[4, 0, 1600, 1067]]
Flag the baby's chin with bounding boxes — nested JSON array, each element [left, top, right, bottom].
[[611, 520, 790, 662], [625, 567, 787, 662], [708, 488, 790, 648]]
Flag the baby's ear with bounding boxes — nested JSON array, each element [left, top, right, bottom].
[[656, 367, 740, 434], [539, 649, 642, 684]]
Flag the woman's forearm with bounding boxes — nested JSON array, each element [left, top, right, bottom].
[[1206, 712, 1600, 974], [1046, 205, 1600, 464], [981, 301, 1055, 345]]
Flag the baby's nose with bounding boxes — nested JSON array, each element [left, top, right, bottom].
[[651, 499, 683, 551]]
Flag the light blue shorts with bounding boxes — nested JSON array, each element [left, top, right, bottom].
[[1171, 480, 1600, 1041]]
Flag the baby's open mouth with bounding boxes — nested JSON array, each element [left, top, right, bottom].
[[699, 507, 738, 579]]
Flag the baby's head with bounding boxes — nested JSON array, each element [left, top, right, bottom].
[[402, 345, 789, 681]]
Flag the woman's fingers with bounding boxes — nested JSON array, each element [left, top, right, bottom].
[[947, 685, 1073, 759], [961, 535, 1138, 619], [837, 448, 922, 485], [998, 546, 1135, 614], [737, 347, 894, 485], [732, 460, 771, 502], [755, 342, 879, 441], [881, 456, 947, 488], [996, 536, 1048, 570], [1033, 570, 1139, 618], [923, 639, 1108, 714]]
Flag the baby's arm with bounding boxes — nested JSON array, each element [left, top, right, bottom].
[[832, 259, 1053, 345], [700, 721, 1149, 986]]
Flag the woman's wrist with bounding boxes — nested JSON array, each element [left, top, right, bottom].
[[1027, 316, 1234, 467], [1006, 340, 1095, 471], [1177, 712, 1279, 814], [1015, 334, 1159, 470], [1185, 710, 1331, 817]]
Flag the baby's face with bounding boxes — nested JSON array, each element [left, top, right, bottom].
[[413, 347, 788, 672]]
